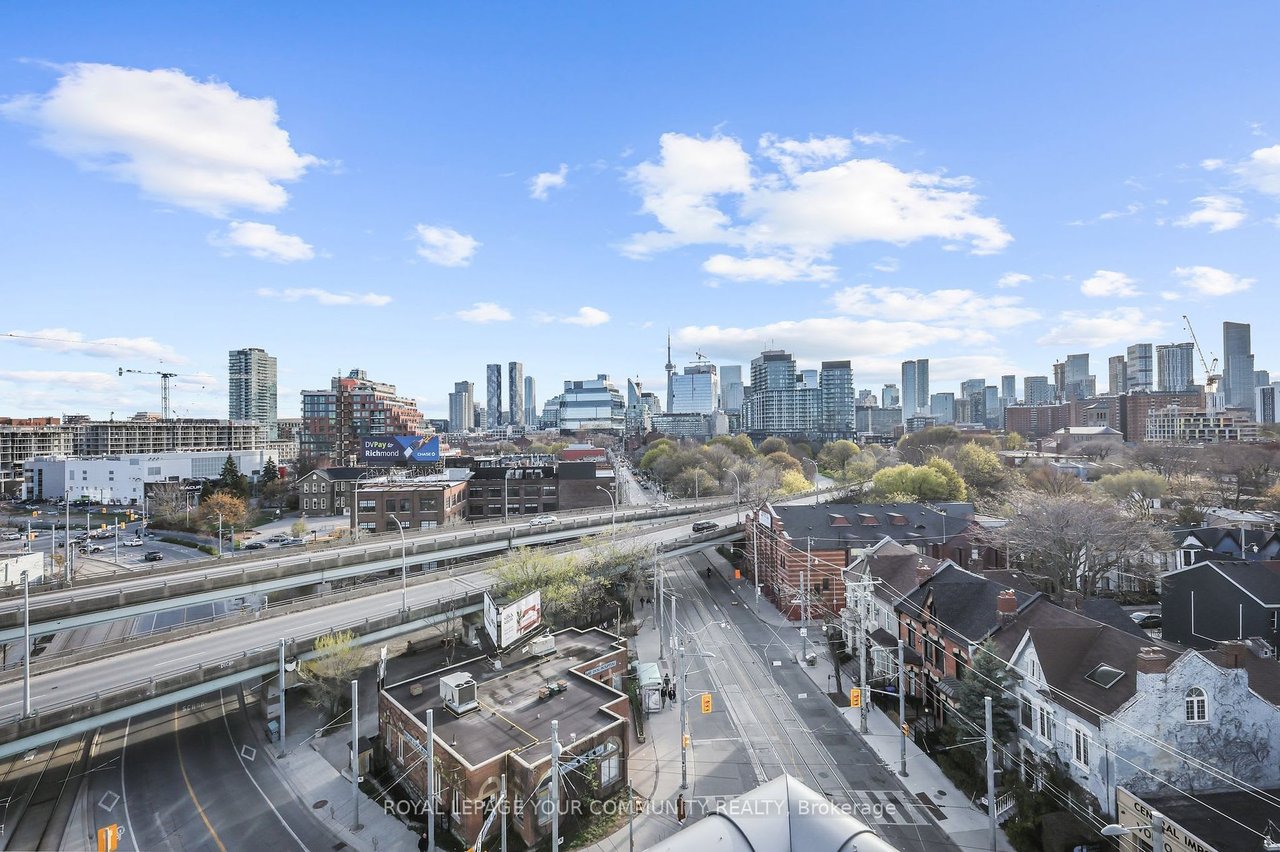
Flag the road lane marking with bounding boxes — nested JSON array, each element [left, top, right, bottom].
[[173, 706, 228, 852], [219, 690, 307, 851], [120, 719, 139, 852]]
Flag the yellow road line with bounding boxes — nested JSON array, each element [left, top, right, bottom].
[[173, 706, 228, 852]]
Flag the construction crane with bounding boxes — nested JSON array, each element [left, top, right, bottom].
[[1182, 315, 1220, 395], [117, 367, 179, 420]]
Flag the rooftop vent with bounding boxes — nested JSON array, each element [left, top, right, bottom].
[[440, 672, 479, 716]]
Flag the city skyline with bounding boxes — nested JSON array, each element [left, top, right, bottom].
[[2, 5, 1279, 419]]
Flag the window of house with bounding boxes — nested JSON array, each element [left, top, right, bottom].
[[600, 752, 620, 785], [907, 624, 917, 649], [1019, 696, 1033, 731], [1185, 687, 1208, 722], [400, 499, 411, 513], [385, 498, 396, 511], [320, 498, 326, 509], [1037, 706, 1055, 743], [535, 779, 554, 824], [1272, 611, 1278, 632], [357, 499, 375, 512], [419, 497, 434, 511], [1072, 727, 1091, 769], [953, 650, 967, 682]]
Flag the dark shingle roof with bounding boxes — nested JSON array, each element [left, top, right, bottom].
[[1202, 647, 1280, 706], [846, 540, 942, 603], [898, 563, 1038, 646], [771, 502, 975, 549], [1203, 560, 1280, 605], [1024, 624, 1155, 725]]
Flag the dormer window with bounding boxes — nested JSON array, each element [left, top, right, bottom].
[[1184, 687, 1208, 723]]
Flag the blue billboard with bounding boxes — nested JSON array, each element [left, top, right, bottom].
[[360, 435, 441, 463]]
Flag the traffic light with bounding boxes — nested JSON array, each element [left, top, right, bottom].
[[849, 688, 862, 708], [682, 734, 690, 748], [700, 692, 713, 714], [901, 723, 911, 736]]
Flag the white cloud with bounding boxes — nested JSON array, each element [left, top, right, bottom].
[[829, 284, 1040, 329], [622, 132, 1010, 274], [2, 327, 185, 362], [872, 257, 899, 273], [1172, 265, 1254, 297], [702, 253, 837, 282], [1175, 195, 1246, 232], [0, 369, 127, 392], [213, 221, 314, 262], [676, 317, 976, 362], [561, 306, 611, 327], [1, 63, 318, 217], [996, 272, 1031, 289], [529, 163, 568, 200], [1201, 158, 1225, 171], [414, 224, 480, 267], [1070, 203, 1143, 226], [1037, 308, 1165, 348], [852, 131, 908, 148], [1080, 270, 1139, 298], [1235, 145, 1280, 197], [455, 302, 512, 323], [255, 287, 391, 307]]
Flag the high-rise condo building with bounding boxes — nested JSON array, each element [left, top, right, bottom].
[[719, 365, 744, 413], [1108, 355, 1127, 395], [508, 362, 525, 428], [524, 375, 537, 426], [1001, 375, 1016, 402], [1024, 376, 1052, 405], [1222, 322, 1255, 409], [881, 384, 900, 408], [900, 359, 929, 421], [486, 364, 503, 430], [819, 360, 855, 438], [449, 381, 474, 433], [670, 362, 719, 414], [1126, 344, 1153, 393], [1155, 343, 1196, 392], [228, 347, 278, 439]]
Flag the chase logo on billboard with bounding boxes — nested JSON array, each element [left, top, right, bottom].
[[360, 435, 441, 463]]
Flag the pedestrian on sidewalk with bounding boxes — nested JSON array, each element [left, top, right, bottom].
[[417, 830, 430, 851], [676, 794, 686, 824]]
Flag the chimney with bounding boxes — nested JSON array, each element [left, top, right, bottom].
[[1219, 641, 1248, 669], [1136, 647, 1170, 675], [916, 563, 933, 587], [1061, 590, 1082, 612], [996, 589, 1018, 623]]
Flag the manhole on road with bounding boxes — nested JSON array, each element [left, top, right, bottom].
[[312, 799, 329, 809]]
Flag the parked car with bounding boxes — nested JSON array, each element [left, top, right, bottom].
[[79, 544, 104, 554], [243, 541, 267, 550], [267, 533, 290, 543], [143, 551, 164, 562], [1, 532, 22, 541], [528, 515, 558, 527], [1130, 612, 1162, 629], [122, 539, 144, 547], [278, 538, 304, 547], [692, 521, 720, 533]]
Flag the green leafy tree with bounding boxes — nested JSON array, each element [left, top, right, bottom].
[[219, 454, 249, 498], [954, 641, 1019, 756], [709, 434, 757, 459], [493, 548, 611, 627], [897, 426, 964, 465], [778, 470, 811, 494], [262, 458, 279, 484], [1097, 470, 1168, 502], [871, 464, 951, 502], [951, 443, 1006, 500], [299, 630, 367, 719], [817, 440, 860, 473], [764, 451, 803, 474], [758, 436, 790, 456], [926, 457, 969, 501], [1003, 432, 1027, 451], [291, 518, 308, 539], [639, 441, 676, 471], [672, 467, 719, 498]]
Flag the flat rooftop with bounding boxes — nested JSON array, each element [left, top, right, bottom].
[[384, 628, 626, 768]]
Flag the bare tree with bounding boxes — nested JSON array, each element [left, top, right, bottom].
[[976, 491, 1173, 595]]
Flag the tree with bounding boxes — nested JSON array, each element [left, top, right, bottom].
[[672, 467, 719, 498], [1204, 443, 1280, 508], [975, 491, 1172, 595], [951, 443, 1007, 498], [299, 630, 367, 719], [1097, 470, 1168, 502], [148, 482, 190, 527], [778, 470, 811, 494], [817, 440, 860, 473], [954, 641, 1019, 755], [764, 451, 803, 474], [926, 457, 969, 501], [709, 434, 757, 459], [219, 454, 249, 498], [197, 491, 248, 533], [1003, 432, 1027, 451], [1022, 465, 1086, 496], [291, 518, 308, 539], [262, 458, 280, 484], [758, 436, 790, 456], [493, 547, 611, 628], [871, 464, 953, 502], [1073, 440, 1118, 462], [897, 426, 964, 465]]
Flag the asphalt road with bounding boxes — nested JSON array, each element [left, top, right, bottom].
[[83, 692, 341, 852], [663, 551, 959, 852]]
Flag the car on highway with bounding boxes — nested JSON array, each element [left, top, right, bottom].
[[653, 502, 671, 509], [1130, 612, 1162, 629], [143, 551, 164, 562], [528, 515, 558, 527], [1, 532, 21, 541], [122, 539, 144, 547], [243, 541, 267, 550], [692, 521, 720, 533], [278, 538, 305, 547]]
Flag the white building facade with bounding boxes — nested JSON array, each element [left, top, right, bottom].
[[23, 450, 269, 503]]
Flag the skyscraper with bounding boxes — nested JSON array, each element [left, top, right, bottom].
[[508, 361, 525, 428], [227, 347, 278, 438], [486, 364, 503, 430], [670, 362, 719, 414], [1001, 375, 1016, 402], [1108, 355, 1127, 395], [1064, 353, 1093, 401], [900, 359, 929, 421], [1222, 322, 1255, 409], [881, 384, 900, 408], [930, 393, 955, 424], [1023, 376, 1052, 405], [719, 365, 744, 413], [524, 375, 537, 425], [984, 385, 999, 428], [448, 381, 474, 433], [1156, 343, 1196, 391], [1126, 344, 1153, 393], [819, 360, 855, 438]]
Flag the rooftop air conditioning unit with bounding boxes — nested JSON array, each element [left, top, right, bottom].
[[440, 672, 479, 715], [529, 635, 556, 657]]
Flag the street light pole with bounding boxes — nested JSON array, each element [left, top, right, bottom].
[[216, 511, 223, 558], [679, 639, 688, 789], [389, 512, 409, 613], [725, 470, 740, 525], [596, 485, 616, 538], [21, 570, 31, 718], [898, 639, 909, 777]]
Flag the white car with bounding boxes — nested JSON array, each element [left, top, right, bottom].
[[123, 539, 145, 547], [653, 502, 671, 510], [1, 532, 22, 541], [528, 515, 558, 527]]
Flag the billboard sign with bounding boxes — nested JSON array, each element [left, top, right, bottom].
[[359, 435, 441, 464], [483, 589, 543, 649]]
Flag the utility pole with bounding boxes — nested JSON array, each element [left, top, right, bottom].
[[800, 537, 812, 663], [351, 679, 360, 830], [500, 772, 508, 852], [751, 511, 760, 608], [65, 499, 72, 584], [427, 709, 435, 852], [1150, 811, 1166, 852], [898, 639, 908, 777], [22, 570, 31, 718], [551, 720, 561, 852], [985, 695, 997, 851], [277, 639, 287, 758], [858, 579, 869, 734], [627, 780, 635, 852], [679, 637, 689, 789], [657, 562, 665, 662], [217, 512, 223, 558]]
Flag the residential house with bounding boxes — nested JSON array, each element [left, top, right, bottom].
[[1159, 526, 1280, 575], [295, 466, 366, 516], [1161, 558, 1280, 650]]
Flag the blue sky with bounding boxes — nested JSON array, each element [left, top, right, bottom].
[[2, 3, 1278, 420]]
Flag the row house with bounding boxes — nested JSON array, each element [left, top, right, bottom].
[[1161, 558, 1280, 651]]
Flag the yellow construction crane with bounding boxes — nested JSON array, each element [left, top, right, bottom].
[[116, 367, 179, 420], [1182, 315, 1220, 395]]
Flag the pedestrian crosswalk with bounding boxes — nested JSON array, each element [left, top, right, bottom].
[[826, 789, 936, 825]]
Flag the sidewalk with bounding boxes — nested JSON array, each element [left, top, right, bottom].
[[705, 549, 1015, 852]]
